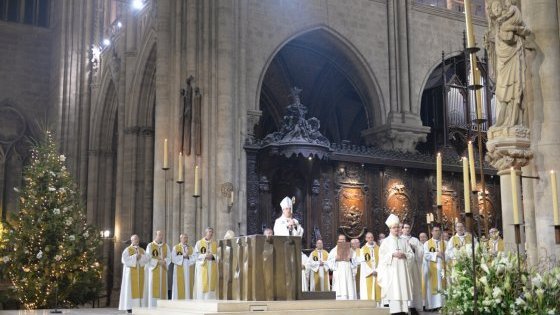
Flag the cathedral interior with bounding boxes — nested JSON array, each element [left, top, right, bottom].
[[1, 0, 559, 307]]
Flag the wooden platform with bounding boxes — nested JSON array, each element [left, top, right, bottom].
[[133, 300, 389, 315]]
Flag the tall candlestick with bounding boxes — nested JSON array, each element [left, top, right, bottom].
[[194, 165, 200, 196], [463, 157, 471, 213], [436, 153, 442, 206], [468, 141, 476, 191], [464, 0, 476, 49], [426, 213, 430, 224], [551, 170, 559, 225], [230, 190, 234, 206], [511, 168, 519, 224], [163, 138, 169, 169], [177, 152, 184, 183], [474, 68, 483, 120]]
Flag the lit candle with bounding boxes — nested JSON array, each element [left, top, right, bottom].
[[437, 153, 442, 206], [426, 213, 430, 224], [163, 139, 169, 169], [468, 141, 476, 191], [429, 213, 434, 224], [230, 190, 234, 206], [177, 152, 184, 183], [194, 165, 200, 196], [464, 0, 476, 49], [511, 167, 519, 224], [551, 170, 559, 225], [463, 157, 471, 213]]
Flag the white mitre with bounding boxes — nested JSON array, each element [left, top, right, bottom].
[[280, 196, 293, 210], [385, 214, 400, 228]]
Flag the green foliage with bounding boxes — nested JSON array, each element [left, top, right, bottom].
[[443, 244, 560, 314], [0, 131, 103, 309]]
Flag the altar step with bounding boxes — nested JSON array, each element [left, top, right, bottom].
[[133, 300, 389, 315]]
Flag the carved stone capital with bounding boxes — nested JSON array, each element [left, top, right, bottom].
[[486, 125, 533, 171], [362, 121, 430, 153]]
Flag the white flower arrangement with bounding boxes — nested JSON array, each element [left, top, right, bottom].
[[59, 155, 66, 162], [36, 250, 43, 259], [53, 208, 60, 215]]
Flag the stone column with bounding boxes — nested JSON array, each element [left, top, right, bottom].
[[521, 0, 560, 260], [362, 0, 429, 153]]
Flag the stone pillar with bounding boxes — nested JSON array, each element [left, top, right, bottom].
[[520, 0, 560, 260], [522, 162, 538, 266], [363, 0, 430, 153]]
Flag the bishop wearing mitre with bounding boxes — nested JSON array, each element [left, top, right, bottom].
[[377, 214, 414, 315], [119, 234, 149, 312], [194, 227, 218, 299], [273, 196, 304, 236], [171, 233, 196, 300], [146, 230, 171, 307]]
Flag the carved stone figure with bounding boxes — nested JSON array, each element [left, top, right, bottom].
[[485, 0, 531, 128], [180, 76, 193, 155]]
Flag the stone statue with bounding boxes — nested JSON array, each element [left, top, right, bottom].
[[180, 76, 194, 155], [485, 0, 531, 128]]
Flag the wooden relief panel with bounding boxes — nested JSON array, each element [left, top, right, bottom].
[[338, 186, 366, 238], [386, 184, 412, 223]]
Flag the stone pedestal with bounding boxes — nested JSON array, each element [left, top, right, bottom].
[[362, 113, 430, 153]]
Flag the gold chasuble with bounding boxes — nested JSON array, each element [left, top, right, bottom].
[[360, 245, 380, 301], [149, 242, 169, 298], [128, 246, 146, 299], [451, 234, 472, 249], [174, 244, 193, 299], [199, 238, 218, 293], [310, 249, 329, 291], [426, 239, 445, 294]]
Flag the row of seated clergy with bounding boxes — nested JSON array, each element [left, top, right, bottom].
[[118, 228, 218, 312]]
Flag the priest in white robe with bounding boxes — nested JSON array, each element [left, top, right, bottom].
[[401, 223, 423, 315], [119, 235, 149, 312], [273, 197, 304, 236], [359, 232, 380, 303], [301, 252, 309, 291], [328, 234, 356, 300], [351, 238, 361, 299], [307, 239, 330, 291], [146, 230, 171, 307], [423, 226, 445, 311], [445, 222, 473, 261], [171, 233, 196, 300], [193, 227, 218, 300], [377, 214, 414, 315]]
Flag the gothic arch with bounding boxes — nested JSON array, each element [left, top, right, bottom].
[[253, 25, 386, 133]]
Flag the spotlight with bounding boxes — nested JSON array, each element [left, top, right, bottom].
[[131, 0, 144, 10], [102, 38, 111, 47], [117, 21, 123, 28], [308, 156, 313, 161], [103, 230, 111, 238]]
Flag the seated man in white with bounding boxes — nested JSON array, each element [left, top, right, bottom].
[[273, 196, 304, 236]]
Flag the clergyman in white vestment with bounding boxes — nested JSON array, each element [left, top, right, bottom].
[[377, 214, 414, 315], [307, 239, 330, 292], [328, 234, 356, 300], [400, 223, 422, 315], [359, 232, 379, 303], [193, 227, 218, 300], [423, 226, 445, 311], [146, 230, 171, 307], [273, 196, 304, 236], [171, 233, 196, 300], [301, 252, 309, 291], [119, 235, 149, 312]]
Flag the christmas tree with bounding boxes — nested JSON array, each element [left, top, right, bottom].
[[0, 131, 103, 309]]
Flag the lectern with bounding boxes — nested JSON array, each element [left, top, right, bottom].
[[218, 235, 303, 301]]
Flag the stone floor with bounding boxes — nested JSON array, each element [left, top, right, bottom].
[[0, 309, 439, 315]]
